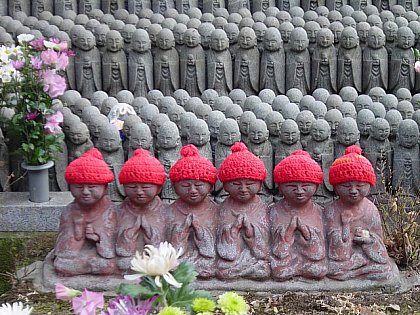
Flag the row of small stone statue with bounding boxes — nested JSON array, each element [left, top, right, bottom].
[[52, 144, 397, 282], [4, 2, 420, 98]]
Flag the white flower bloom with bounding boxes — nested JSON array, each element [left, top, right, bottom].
[[17, 34, 34, 44], [124, 242, 183, 288], [43, 40, 60, 50], [0, 302, 33, 315]]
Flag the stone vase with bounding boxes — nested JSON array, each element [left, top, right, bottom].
[[21, 161, 54, 203]]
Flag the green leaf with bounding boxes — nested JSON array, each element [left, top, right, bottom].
[[117, 283, 161, 299], [172, 261, 198, 285]]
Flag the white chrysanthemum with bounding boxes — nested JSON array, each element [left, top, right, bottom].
[[0, 302, 33, 315], [17, 34, 34, 44], [124, 242, 183, 288]]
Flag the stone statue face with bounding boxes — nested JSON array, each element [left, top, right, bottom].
[[264, 29, 282, 51], [239, 27, 257, 49], [219, 122, 241, 145], [279, 182, 317, 206], [106, 31, 123, 52], [174, 180, 212, 205], [357, 113, 374, 136], [225, 26, 239, 44], [94, 27, 108, 47], [397, 28, 414, 49], [188, 124, 210, 146], [184, 29, 201, 48], [124, 183, 161, 206], [132, 31, 151, 52], [70, 184, 107, 207], [357, 25, 369, 43], [371, 119, 390, 141], [398, 123, 419, 148], [317, 29, 333, 48], [157, 30, 175, 50], [367, 28, 385, 49], [69, 125, 89, 144], [99, 131, 121, 152], [267, 119, 282, 136], [340, 29, 358, 49], [78, 31, 95, 51], [384, 23, 398, 41], [130, 131, 152, 150], [337, 121, 359, 146], [297, 114, 314, 135], [311, 121, 330, 141], [211, 31, 229, 51], [248, 120, 269, 144], [223, 179, 262, 203], [280, 122, 299, 144], [290, 28, 309, 51], [173, 28, 185, 45], [334, 181, 370, 205], [157, 124, 179, 149]]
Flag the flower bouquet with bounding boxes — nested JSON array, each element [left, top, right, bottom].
[[0, 34, 72, 166], [56, 242, 251, 315]]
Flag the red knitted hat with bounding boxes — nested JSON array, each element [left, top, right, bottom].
[[65, 148, 114, 184], [119, 149, 166, 185], [329, 145, 376, 186], [218, 142, 267, 182], [274, 150, 323, 184], [169, 144, 217, 184]]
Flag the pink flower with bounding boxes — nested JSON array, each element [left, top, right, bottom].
[[63, 49, 76, 57], [30, 56, 43, 70], [71, 289, 104, 315], [55, 283, 81, 301], [30, 37, 45, 50], [40, 49, 59, 65], [45, 110, 64, 133], [26, 111, 40, 120], [42, 70, 67, 98], [56, 53, 69, 70], [12, 59, 25, 70], [415, 61, 420, 73]]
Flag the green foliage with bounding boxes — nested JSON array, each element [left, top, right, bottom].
[[0, 238, 24, 294]]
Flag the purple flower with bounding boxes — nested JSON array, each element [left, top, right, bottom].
[[55, 283, 81, 301], [26, 111, 40, 120], [72, 289, 104, 315], [103, 295, 157, 315], [41, 70, 67, 98], [45, 110, 63, 133], [12, 59, 25, 70], [40, 49, 59, 65], [30, 56, 43, 70], [56, 52, 69, 70], [30, 37, 45, 50]]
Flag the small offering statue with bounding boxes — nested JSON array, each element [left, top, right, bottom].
[[324, 145, 395, 280], [115, 149, 167, 271], [167, 145, 218, 278], [270, 151, 327, 281], [54, 149, 117, 276], [216, 142, 270, 280]]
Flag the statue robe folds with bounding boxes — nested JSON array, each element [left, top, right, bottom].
[[102, 51, 128, 97], [128, 0, 151, 13], [286, 50, 311, 95], [269, 202, 327, 280], [301, 0, 325, 10], [324, 199, 394, 280], [102, 0, 125, 13], [260, 50, 285, 95], [180, 46, 206, 97], [207, 50, 233, 96], [53, 196, 117, 276], [116, 198, 166, 269], [203, 0, 225, 13], [389, 48, 415, 93], [54, 0, 78, 15], [75, 47, 102, 99], [278, 0, 300, 10], [154, 48, 179, 96], [362, 47, 388, 93], [337, 46, 362, 93], [32, 0, 53, 18], [234, 47, 260, 96], [167, 199, 218, 278], [216, 196, 270, 280], [128, 51, 154, 97], [176, 0, 198, 13], [251, 0, 275, 12], [78, 0, 101, 14], [311, 46, 337, 94]]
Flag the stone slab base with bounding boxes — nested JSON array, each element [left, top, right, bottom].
[[0, 192, 73, 231], [34, 251, 402, 294]]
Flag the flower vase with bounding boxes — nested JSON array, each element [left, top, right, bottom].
[[21, 161, 54, 203]]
